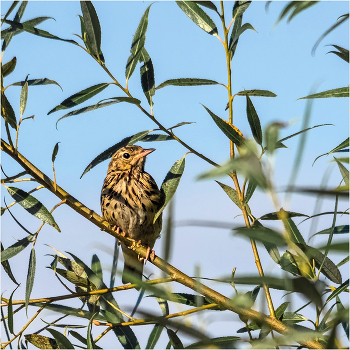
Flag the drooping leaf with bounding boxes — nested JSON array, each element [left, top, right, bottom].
[[7, 286, 18, 334], [334, 157, 349, 185], [167, 329, 184, 349], [314, 138, 349, 164], [282, 217, 306, 244], [1, 243, 19, 285], [192, 1, 218, 12], [156, 78, 222, 90], [19, 77, 28, 117], [139, 48, 155, 106], [186, 336, 240, 349], [216, 181, 241, 209], [146, 325, 164, 349], [326, 279, 349, 303], [328, 44, 349, 63], [176, 1, 218, 35], [80, 129, 153, 177], [109, 239, 119, 288], [243, 179, 257, 204], [25, 334, 59, 349], [91, 254, 103, 281], [298, 87, 349, 100], [25, 247, 36, 314], [233, 226, 287, 246], [236, 89, 276, 97], [1, 235, 34, 262], [80, 1, 102, 60], [202, 104, 244, 146], [11, 78, 62, 90], [1, 1, 19, 25], [1, 16, 53, 37], [1, 92, 17, 129], [55, 97, 140, 126], [48, 83, 109, 115], [260, 210, 308, 220], [6, 186, 60, 231], [154, 155, 186, 222], [336, 296, 349, 339], [230, 22, 256, 52], [87, 313, 96, 349], [125, 4, 152, 81], [46, 328, 74, 349], [2, 57, 17, 77], [246, 95, 262, 145]]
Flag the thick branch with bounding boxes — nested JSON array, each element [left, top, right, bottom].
[[1, 139, 323, 349]]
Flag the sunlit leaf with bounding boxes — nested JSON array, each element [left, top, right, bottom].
[[168, 121, 195, 130], [154, 155, 186, 222], [156, 78, 222, 90], [313, 138, 350, 165], [25, 247, 36, 313], [337, 255, 349, 267], [298, 87, 349, 100], [46, 328, 74, 349], [1, 235, 34, 262], [232, 1, 251, 21], [1, 92, 17, 129], [6, 186, 60, 231], [176, 1, 218, 35], [19, 77, 28, 117], [25, 334, 58, 349], [279, 251, 300, 276], [2, 57, 17, 77], [48, 83, 109, 115], [282, 217, 306, 244]]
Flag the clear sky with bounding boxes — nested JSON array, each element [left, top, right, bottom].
[[1, 1, 349, 348]]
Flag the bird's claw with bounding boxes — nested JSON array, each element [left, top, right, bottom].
[[138, 247, 155, 264]]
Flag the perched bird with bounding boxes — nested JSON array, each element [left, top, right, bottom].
[[101, 145, 164, 286]]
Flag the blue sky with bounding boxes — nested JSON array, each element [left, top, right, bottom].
[[1, 1, 349, 348]]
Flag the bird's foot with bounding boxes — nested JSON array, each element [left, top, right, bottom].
[[138, 247, 155, 264], [112, 226, 125, 246]]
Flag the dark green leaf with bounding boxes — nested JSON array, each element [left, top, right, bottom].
[[139, 48, 155, 106], [6, 186, 60, 231], [216, 181, 241, 209], [1, 92, 17, 129], [298, 87, 349, 100], [25, 334, 58, 349], [11, 78, 62, 90], [202, 104, 244, 146], [87, 313, 96, 349], [318, 302, 338, 332], [55, 97, 139, 126], [282, 217, 306, 244], [316, 241, 349, 252], [167, 329, 184, 349], [52, 142, 59, 163], [314, 138, 350, 164], [192, 1, 218, 12], [1, 1, 19, 24], [263, 241, 281, 264], [337, 255, 349, 267], [69, 331, 102, 349], [91, 254, 102, 281], [279, 251, 300, 276], [228, 12, 242, 60], [154, 155, 186, 222], [48, 83, 109, 115], [25, 247, 36, 314], [80, 129, 153, 177], [311, 225, 349, 238], [336, 296, 349, 339], [275, 301, 289, 319], [276, 1, 319, 24], [246, 95, 262, 145], [141, 134, 174, 142], [150, 293, 212, 307], [232, 1, 251, 21], [109, 239, 119, 288], [1, 16, 53, 37], [146, 325, 163, 349], [7, 286, 18, 334], [156, 78, 222, 90], [260, 210, 308, 220], [46, 328, 74, 349], [282, 312, 307, 324], [243, 179, 257, 204], [168, 121, 195, 130], [125, 4, 152, 81], [328, 45, 349, 63], [230, 22, 256, 51], [1, 235, 33, 262], [185, 336, 240, 349], [176, 1, 218, 35], [236, 89, 276, 97], [233, 226, 287, 246], [326, 279, 349, 303], [80, 1, 102, 59], [334, 157, 349, 185], [1, 243, 19, 284], [2, 57, 17, 77]]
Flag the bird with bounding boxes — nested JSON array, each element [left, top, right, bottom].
[[101, 145, 164, 287]]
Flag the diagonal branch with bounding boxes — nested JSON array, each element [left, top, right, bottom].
[[1, 138, 323, 349]]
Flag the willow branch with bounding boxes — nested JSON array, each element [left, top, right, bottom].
[[1, 139, 323, 349]]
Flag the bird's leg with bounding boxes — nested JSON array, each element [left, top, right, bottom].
[[138, 246, 155, 264], [112, 226, 125, 246]]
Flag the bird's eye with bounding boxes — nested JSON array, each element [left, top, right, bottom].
[[123, 153, 130, 159]]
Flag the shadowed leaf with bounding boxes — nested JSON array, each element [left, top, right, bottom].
[[328, 45, 349, 63], [11, 78, 62, 90], [146, 325, 164, 349], [312, 225, 349, 238], [156, 78, 222, 90], [91, 254, 103, 281], [186, 336, 240, 349], [167, 329, 184, 349], [260, 210, 308, 220], [25, 247, 36, 314], [243, 179, 257, 204], [1, 1, 19, 25], [234, 226, 287, 246], [139, 48, 155, 106], [192, 1, 218, 12], [326, 279, 349, 303], [298, 87, 349, 100], [246, 95, 262, 145], [314, 138, 349, 164], [46, 328, 74, 349], [176, 1, 218, 35], [336, 296, 349, 339], [236, 89, 276, 97], [1, 243, 19, 284], [52, 142, 59, 163], [1, 16, 53, 37], [109, 239, 119, 288], [25, 334, 58, 349], [6, 186, 60, 231], [48, 83, 109, 115], [7, 286, 18, 334], [2, 57, 17, 77], [1, 235, 34, 262], [1, 92, 17, 129], [279, 251, 300, 276]]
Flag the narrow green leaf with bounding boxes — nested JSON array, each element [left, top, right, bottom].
[[312, 225, 349, 238], [316, 241, 349, 252], [109, 239, 119, 288], [334, 157, 349, 185], [202, 104, 244, 146], [1, 235, 33, 262], [234, 226, 287, 246], [87, 313, 97, 349], [7, 287, 18, 334], [150, 293, 212, 307], [336, 296, 349, 339], [318, 302, 338, 332], [6, 186, 60, 231], [146, 325, 164, 349], [25, 334, 59, 349], [156, 78, 221, 90], [260, 210, 308, 220], [167, 329, 184, 349], [230, 22, 256, 50], [1, 1, 19, 24], [168, 121, 195, 130], [216, 181, 241, 209], [156, 297, 170, 317], [163, 199, 174, 266], [246, 95, 262, 145], [228, 12, 242, 60], [1, 16, 53, 37], [48, 83, 109, 115], [125, 4, 152, 81], [326, 279, 349, 303], [282, 312, 307, 324], [52, 142, 59, 163], [192, 1, 218, 12], [176, 1, 218, 35], [236, 89, 276, 97], [81, 129, 153, 177], [282, 218, 306, 244], [243, 179, 257, 204], [232, 1, 251, 21], [298, 87, 349, 100], [264, 122, 284, 154], [91, 254, 103, 281], [19, 77, 28, 117], [25, 247, 36, 314], [2, 57, 17, 77], [328, 45, 349, 63], [1, 92, 17, 129], [279, 251, 300, 276], [185, 336, 240, 349], [1, 243, 19, 284], [46, 328, 74, 349], [80, 1, 102, 59], [154, 155, 186, 222], [337, 255, 349, 267], [2, 18, 78, 48], [11, 78, 62, 90], [314, 137, 350, 164], [276, 1, 319, 24], [139, 48, 155, 106]]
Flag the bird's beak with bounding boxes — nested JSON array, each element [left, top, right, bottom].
[[134, 148, 155, 160]]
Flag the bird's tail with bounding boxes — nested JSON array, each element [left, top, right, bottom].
[[122, 247, 143, 289]]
